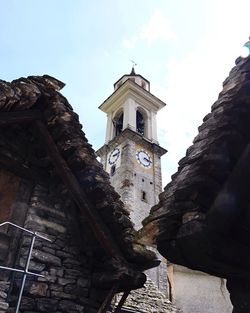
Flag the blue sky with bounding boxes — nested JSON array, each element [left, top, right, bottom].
[[1, 0, 250, 185]]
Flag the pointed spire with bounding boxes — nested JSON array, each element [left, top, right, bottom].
[[130, 60, 137, 75], [130, 67, 136, 75]]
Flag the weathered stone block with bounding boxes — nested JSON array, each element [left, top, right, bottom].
[[51, 268, 64, 278], [62, 245, 78, 255], [0, 282, 9, 292], [42, 247, 56, 255], [20, 297, 36, 310], [0, 301, 8, 310], [19, 258, 46, 272], [77, 278, 89, 288], [37, 271, 57, 283], [36, 298, 58, 312], [56, 250, 73, 259], [58, 278, 75, 286], [32, 249, 61, 266], [0, 291, 7, 299], [63, 258, 81, 266], [64, 285, 88, 297], [58, 300, 84, 312], [50, 284, 63, 292], [51, 291, 77, 300], [64, 269, 82, 278]]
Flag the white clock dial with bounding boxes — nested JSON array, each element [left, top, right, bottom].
[[108, 147, 120, 165], [136, 149, 152, 168]]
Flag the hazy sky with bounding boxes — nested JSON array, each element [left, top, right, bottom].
[[1, 0, 250, 185]]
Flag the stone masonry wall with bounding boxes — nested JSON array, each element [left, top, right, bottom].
[[4, 183, 105, 313], [105, 133, 169, 296], [0, 282, 9, 312]]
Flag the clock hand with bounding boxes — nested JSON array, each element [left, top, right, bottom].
[[143, 157, 152, 163]]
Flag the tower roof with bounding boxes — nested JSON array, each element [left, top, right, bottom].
[[113, 69, 150, 92]]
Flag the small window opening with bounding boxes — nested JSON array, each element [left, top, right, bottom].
[[114, 113, 123, 136], [141, 191, 147, 202], [142, 178, 144, 182], [136, 111, 145, 135], [110, 165, 116, 176]]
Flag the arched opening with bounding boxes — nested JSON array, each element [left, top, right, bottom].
[[136, 110, 145, 136], [113, 112, 123, 137], [110, 165, 116, 176], [141, 190, 147, 202]]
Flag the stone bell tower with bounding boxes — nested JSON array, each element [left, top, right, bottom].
[[96, 67, 168, 293], [96, 67, 167, 230]]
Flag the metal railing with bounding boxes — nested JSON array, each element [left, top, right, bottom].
[[0, 221, 51, 313]]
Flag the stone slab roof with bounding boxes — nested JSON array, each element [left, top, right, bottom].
[[139, 55, 250, 280], [0, 75, 159, 291]]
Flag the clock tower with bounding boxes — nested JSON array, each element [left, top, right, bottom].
[[96, 67, 168, 293], [96, 67, 167, 230]]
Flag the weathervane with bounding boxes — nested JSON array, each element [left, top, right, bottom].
[[131, 60, 137, 69]]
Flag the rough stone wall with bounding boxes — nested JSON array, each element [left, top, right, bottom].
[[0, 282, 9, 312], [112, 139, 135, 214], [3, 183, 106, 313], [114, 278, 182, 313]]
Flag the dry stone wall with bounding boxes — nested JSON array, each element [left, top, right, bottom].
[[0, 282, 9, 312], [4, 183, 104, 313]]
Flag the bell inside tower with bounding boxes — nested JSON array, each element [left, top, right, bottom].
[[136, 110, 145, 135]]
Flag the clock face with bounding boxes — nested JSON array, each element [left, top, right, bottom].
[[108, 147, 120, 165], [136, 149, 152, 168]]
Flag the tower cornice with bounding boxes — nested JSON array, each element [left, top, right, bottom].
[[96, 128, 167, 158], [99, 79, 166, 114]]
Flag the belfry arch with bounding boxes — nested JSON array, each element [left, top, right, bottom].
[[136, 107, 147, 137], [113, 110, 124, 138]]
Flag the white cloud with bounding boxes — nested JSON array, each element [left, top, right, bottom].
[[122, 36, 138, 49], [120, 0, 250, 186], [140, 9, 176, 43], [122, 9, 176, 49], [153, 0, 250, 186]]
